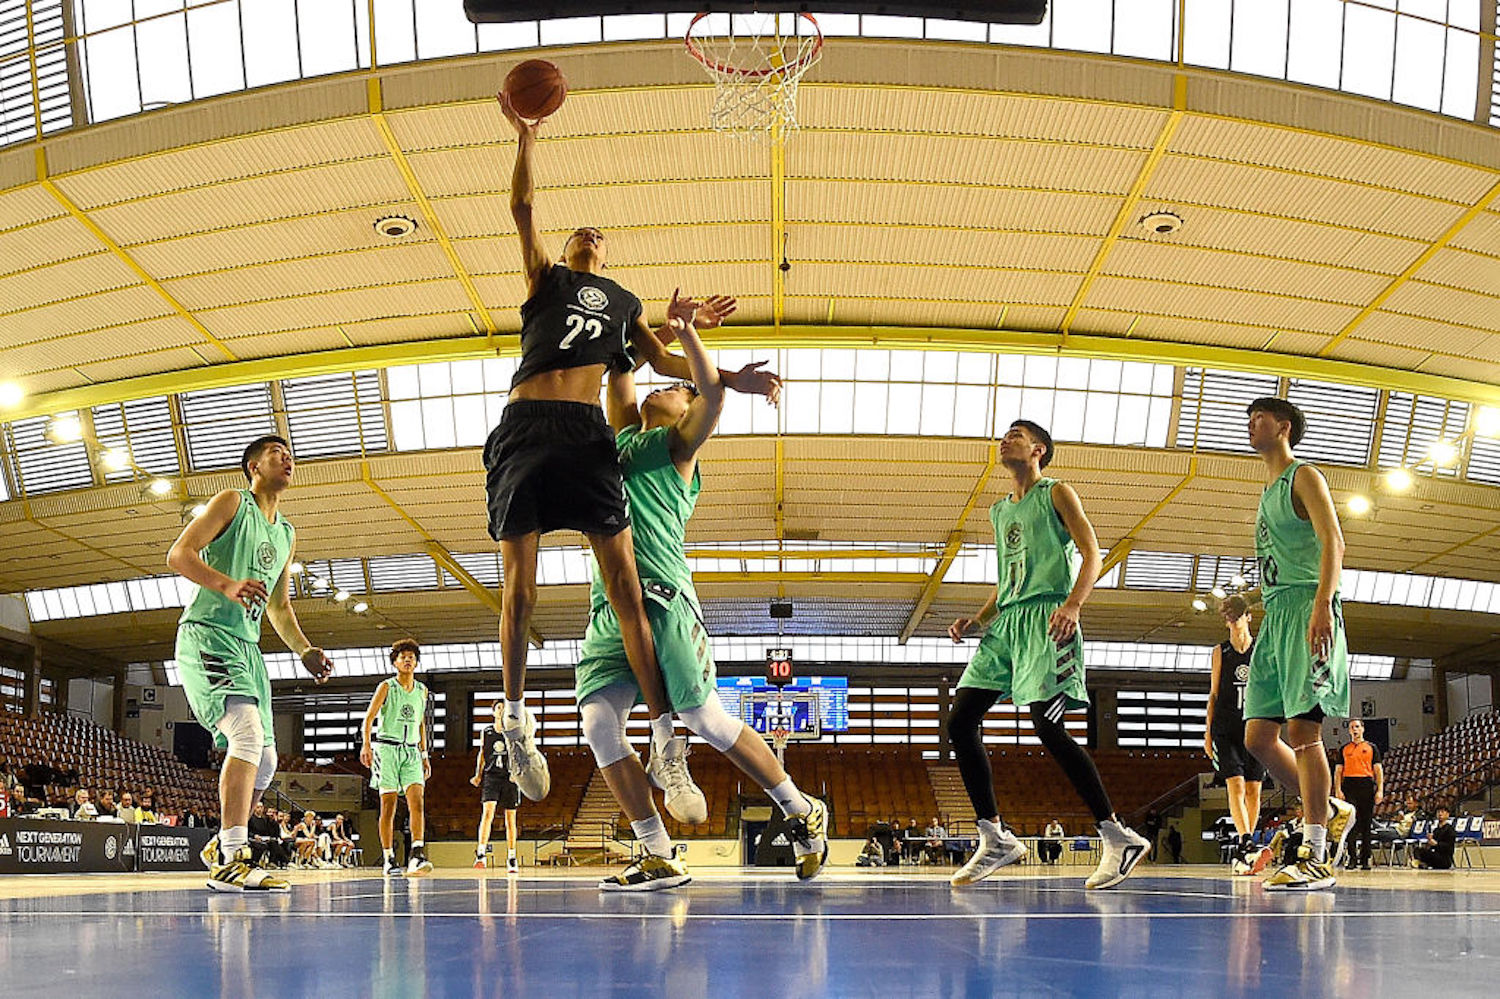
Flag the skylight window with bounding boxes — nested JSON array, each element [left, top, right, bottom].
[[180, 383, 276, 471]]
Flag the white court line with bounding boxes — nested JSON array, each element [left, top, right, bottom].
[[1034, 886, 1242, 900], [11, 909, 1500, 921]]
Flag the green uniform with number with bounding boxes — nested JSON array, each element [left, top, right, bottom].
[[575, 425, 715, 711], [958, 478, 1088, 708], [370, 677, 429, 793], [1246, 460, 1349, 721], [173, 489, 294, 752]]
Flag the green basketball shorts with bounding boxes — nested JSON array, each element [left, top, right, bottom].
[[1245, 589, 1349, 722], [174, 621, 275, 752], [957, 596, 1088, 709], [575, 580, 715, 711], [370, 742, 424, 794]]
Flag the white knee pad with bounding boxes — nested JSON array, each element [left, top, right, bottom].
[[255, 745, 278, 791], [581, 683, 636, 768], [678, 697, 744, 753], [214, 698, 265, 766]]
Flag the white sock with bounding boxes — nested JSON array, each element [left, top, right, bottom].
[[219, 825, 248, 861], [766, 778, 810, 817], [1305, 824, 1328, 862], [508, 850, 516, 859], [413, 840, 424, 850], [630, 814, 673, 858], [383, 848, 394, 864], [477, 846, 486, 858], [650, 714, 675, 753], [504, 698, 525, 724]]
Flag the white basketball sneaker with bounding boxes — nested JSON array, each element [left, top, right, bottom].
[[502, 707, 551, 801], [951, 819, 1028, 887], [646, 736, 708, 825], [1086, 819, 1151, 890]]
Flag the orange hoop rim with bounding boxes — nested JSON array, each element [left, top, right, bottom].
[[684, 11, 824, 80]]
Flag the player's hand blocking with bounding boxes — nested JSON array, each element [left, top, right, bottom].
[[301, 646, 334, 684], [725, 361, 783, 405]]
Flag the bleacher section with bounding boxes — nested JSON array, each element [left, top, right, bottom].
[[1378, 710, 1500, 817], [0, 711, 217, 816]]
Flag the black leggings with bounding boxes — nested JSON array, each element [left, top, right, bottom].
[[946, 687, 1114, 825]]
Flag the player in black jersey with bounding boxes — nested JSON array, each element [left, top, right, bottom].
[[471, 701, 521, 873], [491, 92, 781, 805], [1206, 594, 1269, 874]]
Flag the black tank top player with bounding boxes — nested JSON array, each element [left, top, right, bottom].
[[1213, 640, 1254, 730], [511, 264, 640, 389], [481, 726, 509, 774]]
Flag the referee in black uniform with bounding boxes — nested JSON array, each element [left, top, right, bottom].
[[472, 702, 522, 873]]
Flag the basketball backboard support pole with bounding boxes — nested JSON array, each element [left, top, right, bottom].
[[465, 2, 1047, 25]]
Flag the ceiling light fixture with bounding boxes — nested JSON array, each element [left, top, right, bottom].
[[289, 562, 304, 574], [1475, 406, 1500, 438], [334, 590, 351, 602], [100, 448, 130, 472], [1229, 574, 1247, 589], [1191, 598, 1208, 612], [1427, 439, 1459, 468], [1384, 468, 1413, 492], [1347, 495, 1372, 515], [0, 382, 24, 408], [47, 416, 83, 444], [373, 215, 417, 238], [1210, 586, 1226, 599], [352, 601, 369, 614], [147, 478, 175, 497]]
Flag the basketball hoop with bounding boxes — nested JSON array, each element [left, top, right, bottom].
[[770, 725, 792, 762], [685, 11, 823, 139]]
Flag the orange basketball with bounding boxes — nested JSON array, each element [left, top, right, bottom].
[[504, 60, 567, 120]]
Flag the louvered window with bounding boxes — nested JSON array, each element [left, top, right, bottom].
[[1285, 379, 1377, 466], [1175, 368, 1281, 454], [181, 383, 277, 471], [1377, 392, 1468, 476], [367, 554, 439, 592], [282, 370, 388, 459], [1121, 550, 1195, 591], [8, 413, 92, 494], [91, 396, 179, 482]]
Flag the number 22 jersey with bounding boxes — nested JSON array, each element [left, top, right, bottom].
[[511, 264, 640, 390]]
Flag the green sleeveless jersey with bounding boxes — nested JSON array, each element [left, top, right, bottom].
[[991, 478, 1081, 610], [178, 489, 295, 644], [589, 425, 700, 609], [1256, 460, 1327, 597], [375, 677, 427, 746]]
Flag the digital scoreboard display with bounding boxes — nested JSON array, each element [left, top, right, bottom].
[[766, 647, 793, 686], [716, 676, 849, 733]]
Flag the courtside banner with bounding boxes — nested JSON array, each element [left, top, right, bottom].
[[0, 818, 214, 873]]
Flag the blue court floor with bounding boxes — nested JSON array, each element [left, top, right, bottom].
[[3, 867, 1496, 997]]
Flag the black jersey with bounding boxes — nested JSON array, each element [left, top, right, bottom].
[[1213, 640, 1254, 727], [512, 265, 640, 390], [481, 726, 509, 773]]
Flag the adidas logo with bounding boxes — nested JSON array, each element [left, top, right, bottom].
[[0, 834, 10, 856]]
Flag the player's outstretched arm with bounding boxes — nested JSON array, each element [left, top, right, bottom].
[[359, 684, 388, 768], [263, 541, 332, 683], [498, 92, 551, 293], [667, 295, 725, 464], [1048, 482, 1102, 643], [629, 296, 782, 404], [1293, 464, 1346, 660], [167, 489, 264, 608]]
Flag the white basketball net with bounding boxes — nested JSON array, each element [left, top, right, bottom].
[[686, 13, 823, 139]]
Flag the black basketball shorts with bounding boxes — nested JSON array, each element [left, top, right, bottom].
[[481, 771, 522, 809], [483, 400, 630, 540], [1212, 724, 1268, 783]]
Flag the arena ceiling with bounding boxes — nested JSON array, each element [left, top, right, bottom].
[[2, 39, 1499, 672]]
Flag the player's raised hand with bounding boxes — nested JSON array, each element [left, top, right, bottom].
[[496, 92, 546, 137], [949, 617, 977, 643], [666, 287, 702, 332], [693, 295, 737, 330], [726, 361, 782, 405], [221, 578, 267, 610], [301, 646, 334, 684]]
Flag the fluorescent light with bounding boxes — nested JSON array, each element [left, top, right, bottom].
[[0, 382, 23, 408], [1427, 439, 1458, 468], [1384, 468, 1413, 492], [1347, 495, 1372, 515], [47, 416, 83, 444], [147, 478, 174, 496]]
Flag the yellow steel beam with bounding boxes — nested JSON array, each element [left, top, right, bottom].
[[13, 323, 1500, 424], [685, 548, 942, 560], [1097, 538, 1136, 580], [1104, 457, 1199, 576], [358, 461, 541, 647], [367, 78, 498, 341], [899, 443, 998, 644], [692, 571, 925, 585], [36, 150, 236, 363], [1319, 176, 1500, 357], [1059, 78, 1186, 339]]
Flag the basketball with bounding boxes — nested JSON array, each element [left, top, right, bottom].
[[504, 60, 566, 120]]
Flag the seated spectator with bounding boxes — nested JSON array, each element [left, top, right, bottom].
[[1410, 806, 1456, 871], [95, 790, 118, 819], [1395, 796, 1421, 838], [872, 819, 898, 866], [248, 802, 291, 868], [1041, 818, 1065, 865], [329, 814, 356, 866], [136, 793, 159, 825], [856, 836, 885, 868], [924, 816, 948, 865], [116, 792, 140, 823], [904, 818, 920, 862], [292, 810, 323, 868], [70, 788, 98, 821]]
